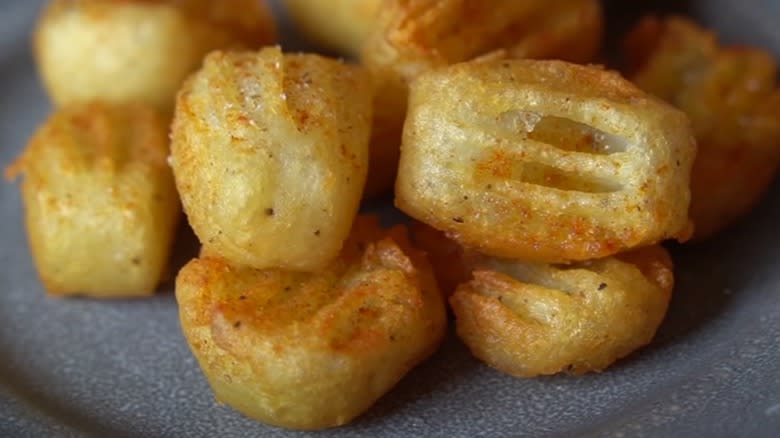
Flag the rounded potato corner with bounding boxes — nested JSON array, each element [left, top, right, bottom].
[[450, 245, 674, 377], [396, 59, 696, 262], [175, 216, 446, 430], [624, 16, 780, 240], [5, 102, 180, 298], [34, 0, 276, 110], [283, 0, 381, 56], [171, 47, 372, 272]]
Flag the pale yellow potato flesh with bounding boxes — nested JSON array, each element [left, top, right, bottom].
[[34, 0, 276, 110], [176, 216, 446, 430], [171, 47, 372, 272], [283, 0, 382, 56], [624, 16, 780, 240], [396, 59, 697, 262], [6, 102, 180, 297], [450, 245, 674, 377]]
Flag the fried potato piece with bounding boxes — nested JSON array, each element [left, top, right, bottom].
[[361, 0, 603, 80], [5, 102, 179, 297], [396, 59, 696, 262], [450, 245, 674, 377], [283, 0, 381, 56], [176, 216, 446, 430], [34, 0, 276, 111], [624, 16, 780, 240], [171, 47, 372, 272], [359, 0, 604, 198]]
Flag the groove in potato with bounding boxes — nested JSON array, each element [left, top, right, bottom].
[[5, 102, 180, 297], [396, 59, 696, 262], [176, 216, 446, 430], [450, 245, 674, 377], [34, 0, 276, 110], [171, 47, 372, 271], [359, 0, 604, 198], [283, 0, 381, 56], [624, 16, 780, 240]]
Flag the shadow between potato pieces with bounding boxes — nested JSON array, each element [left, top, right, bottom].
[[159, 219, 201, 292], [348, 329, 481, 430]]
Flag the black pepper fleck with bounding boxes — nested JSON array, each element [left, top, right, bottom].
[[598, 283, 607, 290], [453, 217, 464, 223], [265, 208, 274, 216]]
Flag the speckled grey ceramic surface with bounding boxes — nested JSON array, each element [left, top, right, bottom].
[[1, 1, 779, 437]]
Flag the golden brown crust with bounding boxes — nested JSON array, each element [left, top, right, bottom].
[[396, 58, 696, 262], [176, 216, 446, 430], [624, 16, 780, 240], [450, 245, 673, 377], [171, 48, 372, 271], [6, 102, 180, 297], [361, 0, 603, 80], [33, 0, 276, 110]]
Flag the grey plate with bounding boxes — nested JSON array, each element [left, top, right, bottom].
[[1, 1, 779, 437]]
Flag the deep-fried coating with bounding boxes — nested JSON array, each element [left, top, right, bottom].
[[396, 59, 696, 262], [283, 0, 381, 56], [34, 0, 276, 110], [359, 0, 604, 198], [176, 216, 446, 430], [450, 245, 674, 377], [410, 222, 472, 297], [361, 0, 603, 80], [5, 102, 179, 297], [171, 47, 372, 272], [624, 16, 780, 240]]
